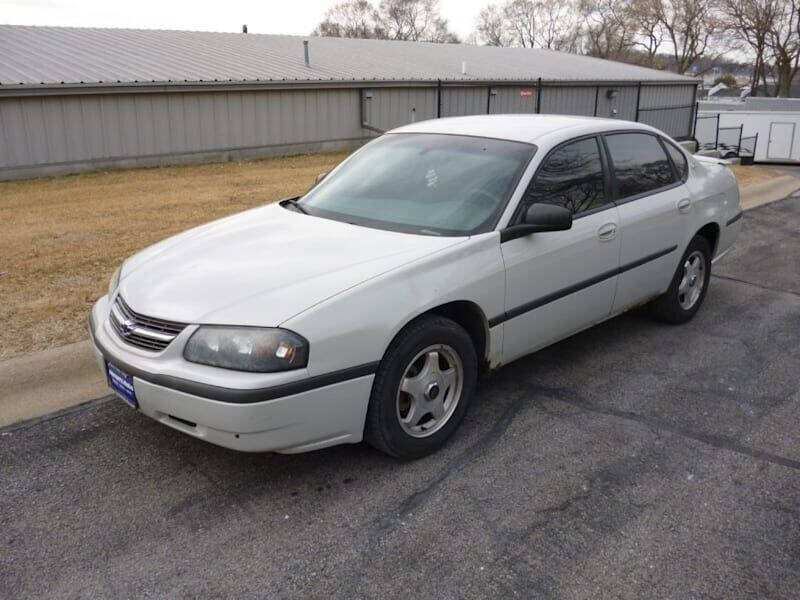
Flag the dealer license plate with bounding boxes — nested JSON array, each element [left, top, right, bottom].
[[106, 362, 138, 409]]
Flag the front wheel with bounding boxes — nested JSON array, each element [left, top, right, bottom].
[[364, 315, 477, 459], [648, 235, 712, 324]]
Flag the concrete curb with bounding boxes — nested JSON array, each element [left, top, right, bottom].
[[739, 175, 800, 210], [2, 181, 798, 429], [0, 340, 107, 428]]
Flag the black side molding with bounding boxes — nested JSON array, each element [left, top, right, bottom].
[[90, 324, 378, 404], [488, 245, 677, 327], [726, 211, 743, 227]]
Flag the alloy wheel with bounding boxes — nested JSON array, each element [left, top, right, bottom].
[[678, 250, 706, 310], [395, 344, 463, 438]]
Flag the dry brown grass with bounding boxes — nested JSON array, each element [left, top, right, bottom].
[[730, 164, 785, 187], [0, 152, 348, 360]]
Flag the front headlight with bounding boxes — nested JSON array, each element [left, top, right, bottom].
[[183, 327, 309, 373], [108, 266, 121, 297]]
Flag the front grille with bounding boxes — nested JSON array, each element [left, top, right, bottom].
[[109, 295, 187, 352]]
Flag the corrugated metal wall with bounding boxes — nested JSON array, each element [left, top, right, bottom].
[[0, 88, 365, 177], [595, 85, 638, 120], [488, 85, 538, 114], [440, 87, 487, 117], [540, 86, 596, 116], [0, 81, 697, 180], [637, 84, 695, 138], [362, 88, 438, 132]]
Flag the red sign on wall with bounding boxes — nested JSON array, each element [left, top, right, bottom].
[[520, 89, 534, 97]]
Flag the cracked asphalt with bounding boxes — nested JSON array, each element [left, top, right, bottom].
[[3, 196, 799, 599]]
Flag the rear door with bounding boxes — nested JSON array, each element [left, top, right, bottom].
[[499, 135, 621, 364], [603, 132, 689, 313]]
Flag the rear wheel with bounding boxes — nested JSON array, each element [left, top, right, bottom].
[[648, 235, 712, 324], [364, 315, 477, 459]]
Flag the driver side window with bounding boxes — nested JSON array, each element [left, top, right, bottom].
[[523, 137, 607, 216]]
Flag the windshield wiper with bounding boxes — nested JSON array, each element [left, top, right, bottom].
[[284, 198, 309, 215]]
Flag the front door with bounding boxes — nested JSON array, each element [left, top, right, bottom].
[[499, 136, 621, 364]]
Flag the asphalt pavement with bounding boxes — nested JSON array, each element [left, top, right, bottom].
[[2, 197, 799, 599]]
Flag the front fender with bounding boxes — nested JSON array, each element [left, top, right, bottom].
[[280, 233, 506, 377]]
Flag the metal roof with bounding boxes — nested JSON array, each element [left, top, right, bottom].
[[0, 25, 695, 90]]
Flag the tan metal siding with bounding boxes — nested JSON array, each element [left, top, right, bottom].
[[0, 105, 8, 167], [489, 85, 538, 114], [638, 106, 695, 137], [22, 98, 48, 164], [0, 88, 365, 172], [362, 87, 438, 131], [117, 96, 139, 156], [100, 96, 122, 157], [1, 99, 30, 166], [639, 84, 695, 109], [595, 85, 638, 120], [0, 81, 697, 178], [638, 84, 695, 138], [440, 87, 486, 117], [539, 86, 595, 116]]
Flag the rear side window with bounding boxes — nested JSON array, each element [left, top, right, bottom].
[[663, 140, 688, 180], [605, 133, 676, 199], [525, 137, 607, 215]]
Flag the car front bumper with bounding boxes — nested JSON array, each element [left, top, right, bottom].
[[89, 296, 374, 453]]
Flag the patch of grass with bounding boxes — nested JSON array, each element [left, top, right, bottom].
[[730, 164, 784, 187], [0, 152, 348, 360]]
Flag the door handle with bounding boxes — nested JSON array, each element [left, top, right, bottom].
[[598, 222, 617, 242], [677, 197, 692, 213]]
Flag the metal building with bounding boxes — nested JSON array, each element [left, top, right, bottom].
[[0, 25, 698, 180]]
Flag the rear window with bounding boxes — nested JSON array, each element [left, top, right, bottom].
[[605, 133, 676, 199], [663, 140, 688, 180]]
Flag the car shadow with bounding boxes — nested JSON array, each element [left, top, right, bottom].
[[112, 306, 660, 501]]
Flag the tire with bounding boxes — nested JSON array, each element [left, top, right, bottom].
[[364, 315, 477, 459], [648, 235, 712, 324]]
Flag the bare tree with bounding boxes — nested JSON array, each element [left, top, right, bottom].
[[378, 0, 459, 42], [536, 1, 582, 51], [313, 0, 383, 38], [313, 0, 459, 43], [503, 0, 538, 47], [764, 0, 800, 96], [474, 0, 579, 50], [629, 0, 664, 66], [720, 0, 780, 94], [649, 0, 724, 74], [476, 5, 512, 46], [578, 0, 636, 60]]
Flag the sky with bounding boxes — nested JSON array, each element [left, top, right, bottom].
[[0, 0, 488, 39]]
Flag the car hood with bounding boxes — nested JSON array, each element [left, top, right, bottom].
[[118, 202, 464, 326]]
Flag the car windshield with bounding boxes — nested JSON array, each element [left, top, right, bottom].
[[298, 133, 535, 236]]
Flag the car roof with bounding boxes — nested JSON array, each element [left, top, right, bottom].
[[389, 114, 661, 145]]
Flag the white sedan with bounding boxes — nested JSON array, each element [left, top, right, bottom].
[[89, 115, 742, 459]]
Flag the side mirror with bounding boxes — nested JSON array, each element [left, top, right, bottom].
[[314, 171, 328, 186], [523, 203, 572, 231], [500, 203, 572, 242]]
